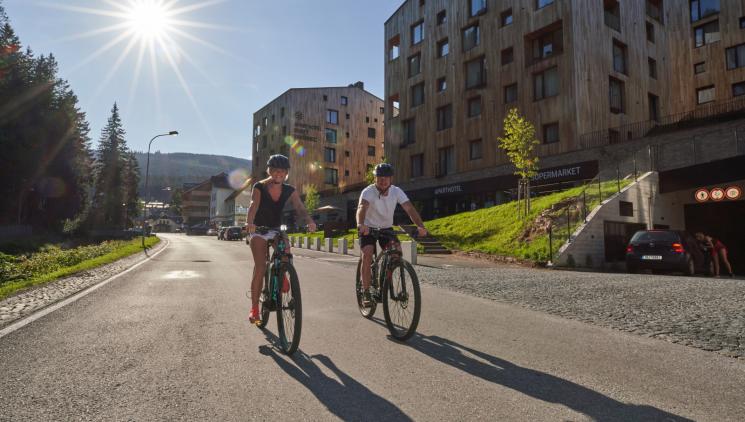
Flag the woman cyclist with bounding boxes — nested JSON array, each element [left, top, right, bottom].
[[245, 154, 316, 324]]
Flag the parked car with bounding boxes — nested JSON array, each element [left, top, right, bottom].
[[186, 224, 209, 236], [626, 230, 708, 276], [225, 226, 243, 241]]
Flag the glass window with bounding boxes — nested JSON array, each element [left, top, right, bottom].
[[694, 20, 720, 47], [324, 168, 338, 186], [437, 10, 447, 25], [324, 147, 336, 163], [537, 0, 554, 9], [341, 96, 348, 105], [648, 57, 657, 79], [388, 35, 400, 60], [403, 118, 416, 145], [325, 128, 337, 143], [696, 85, 715, 104], [437, 146, 455, 176], [690, 0, 720, 22], [504, 83, 518, 103], [500, 9, 513, 27], [646, 22, 655, 43], [604, 0, 620, 31], [609, 77, 625, 113], [389, 94, 400, 118], [613, 40, 627, 74], [694, 61, 706, 74], [648, 93, 659, 121], [437, 38, 449, 57], [411, 154, 424, 177], [534, 67, 559, 100], [368, 127, 376, 138], [469, 139, 483, 160], [409, 54, 421, 77], [733, 81, 745, 97], [411, 21, 424, 45], [467, 96, 481, 117], [466, 56, 486, 89], [725, 43, 745, 70], [437, 77, 447, 92], [501, 47, 514, 65], [543, 123, 559, 144], [411, 82, 425, 107], [463, 24, 480, 51], [368, 146, 376, 156], [436, 104, 453, 131], [470, 0, 486, 16], [326, 109, 338, 124]]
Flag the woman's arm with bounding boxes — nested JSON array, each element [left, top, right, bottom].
[[245, 185, 261, 233]]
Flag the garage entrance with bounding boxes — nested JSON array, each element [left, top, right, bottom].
[[684, 201, 745, 275]]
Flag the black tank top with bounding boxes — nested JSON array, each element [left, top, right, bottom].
[[253, 182, 295, 227]]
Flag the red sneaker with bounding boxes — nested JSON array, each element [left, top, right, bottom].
[[281, 275, 290, 293], [249, 306, 260, 325]]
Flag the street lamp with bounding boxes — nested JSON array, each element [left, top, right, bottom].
[[142, 130, 178, 248]]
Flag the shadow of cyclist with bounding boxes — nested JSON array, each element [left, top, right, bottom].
[[259, 332, 412, 421], [404, 334, 693, 422]]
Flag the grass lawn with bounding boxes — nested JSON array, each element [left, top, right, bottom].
[[0, 236, 161, 300]]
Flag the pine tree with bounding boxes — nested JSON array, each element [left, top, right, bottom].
[[91, 103, 129, 228], [122, 150, 140, 228]]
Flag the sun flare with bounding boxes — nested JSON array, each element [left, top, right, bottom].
[[125, 0, 173, 40]]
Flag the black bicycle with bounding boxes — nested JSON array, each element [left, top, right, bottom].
[[355, 228, 421, 341], [253, 226, 302, 355]]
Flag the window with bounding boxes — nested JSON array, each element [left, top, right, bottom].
[[409, 54, 421, 77], [500, 9, 513, 27], [504, 83, 518, 103], [411, 82, 425, 107], [346, 113, 350, 119], [365, 116, 370, 123], [346, 131, 350, 138], [411, 20, 424, 45], [537, 0, 554, 9], [467, 96, 481, 117], [345, 170, 350, 177], [528, 24, 563, 64], [501, 47, 514, 65], [389, 94, 400, 118], [543, 123, 559, 144], [733, 81, 745, 97], [647, 0, 663, 22], [726, 43, 745, 70], [612, 40, 628, 74], [466, 56, 486, 89], [648, 57, 657, 79], [437, 146, 455, 176], [697, 85, 715, 104], [437, 38, 449, 57], [388, 35, 400, 60], [326, 109, 338, 124], [437, 77, 447, 92], [694, 20, 720, 47], [323, 95, 328, 101], [646, 22, 655, 43], [345, 150, 350, 157], [262, 116, 268, 127], [380, 107, 384, 114], [341, 96, 348, 105], [324, 168, 338, 186], [470, 0, 486, 17], [463, 24, 480, 51], [534, 67, 559, 100], [324, 147, 336, 163], [368, 146, 376, 156], [437, 10, 447, 25], [402, 118, 416, 145], [604, 0, 620, 31], [411, 154, 424, 177], [280, 107, 285, 118], [690, 0, 720, 22], [740, 17, 745, 29], [325, 128, 337, 143], [436, 104, 453, 131], [469, 139, 483, 160], [648, 93, 660, 121], [694, 61, 706, 74], [619, 201, 634, 217], [609, 77, 625, 113], [368, 127, 376, 138]]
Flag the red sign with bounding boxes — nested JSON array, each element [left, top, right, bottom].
[[695, 189, 709, 202], [726, 186, 742, 200], [710, 188, 725, 201]]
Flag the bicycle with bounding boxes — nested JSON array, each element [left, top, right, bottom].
[[355, 228, 421, 341], [253, 225, 302, 355]]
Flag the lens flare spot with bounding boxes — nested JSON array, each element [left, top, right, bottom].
[[228, 168, 250, 190]]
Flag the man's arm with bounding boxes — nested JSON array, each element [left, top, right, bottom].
[[401, 201, 428, 237], [245, 186, 261, 233], [289, 190, 316, 232], [356, 199, 370, 235]]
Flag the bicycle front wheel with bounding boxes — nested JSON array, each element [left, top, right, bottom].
[[382, 260, 421, 341], [276, 263, 302, 355]]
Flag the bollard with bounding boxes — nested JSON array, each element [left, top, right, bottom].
[[314, 237, 321, 251], [303, 237, 309, 249], [402, 241, 417, 265], [325, 238, 333, 253], [338, 238, 348, 255], [351, 239, 361, 257]]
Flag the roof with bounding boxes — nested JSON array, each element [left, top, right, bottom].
[[210, 172, 231, 189], [254, 84, 384, 114]]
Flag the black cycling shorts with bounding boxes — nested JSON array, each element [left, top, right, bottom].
[[360, 229, 399, 250]]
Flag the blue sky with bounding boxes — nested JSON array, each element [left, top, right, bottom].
[[3, 0, 402, 158]]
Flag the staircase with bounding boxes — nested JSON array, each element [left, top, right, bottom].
[[400, 225, 451, 254]]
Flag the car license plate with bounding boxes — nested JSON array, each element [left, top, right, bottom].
[[642, 255, 663, 260]]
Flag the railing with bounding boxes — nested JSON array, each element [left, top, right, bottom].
[[579, 96, 745, 150]]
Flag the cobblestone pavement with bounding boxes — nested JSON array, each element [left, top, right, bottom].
[[415, 265, 745, 359], [0, 240, 167, 330]]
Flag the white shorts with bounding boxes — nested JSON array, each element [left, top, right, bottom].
[[250, 230, 280, 242]]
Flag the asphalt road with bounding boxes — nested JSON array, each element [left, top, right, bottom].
[[1, 233, 744, 421]]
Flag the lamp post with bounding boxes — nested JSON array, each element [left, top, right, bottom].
[[142, 130, 178, 248]]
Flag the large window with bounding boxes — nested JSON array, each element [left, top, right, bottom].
[[368, 146, 376, 156], [690, 0, 720, 22], [537, 0, 554, 9], [368, 127, 376, 138], [504, 83, 518, 103], [694, 20, 720, 47], [324, 168, 338, 186], [501, 47, 514, 65], [528, 23, 563, 64], [733, 81, 745, 97], [612, 40, 628, 74], [389, 94, 400, 118], [436, 104, 453, 131], [463, 24, 480, 52], [697, 85, 715, 104], [388, 35, 400, 60], [437, 38, 449, 58], [467, 96, 481, 118], [470, 0, 486, 16], [411, 82, 425, 107], [437, 77, 447, 92], [543, 123, 559, 144], [411, 20, 424, 45], [609, 77, 625, 113], [437, 146, 455, 176], [648, 57, 657, 79], [726, 43, 745, 70], [325, 128, 337, 143], [409, 54, 421, 77], [604, 0, 620, 31], [403, 118, 416, 145], [647, 0, 663, 22], [648, 93, 660, 121], [326, 109, 338, 124], [500, 9, 513, 27], [466, 56, 486, 89], [341, 96, 348, 105], [534, 67, 559, 100], [437, 10, 447, 25], [324, 147, 336, 163], [411, 154, 424, 177], [469, 139, 483, 160]]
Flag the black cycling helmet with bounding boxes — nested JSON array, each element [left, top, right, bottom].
[[374, 163, 394, 177], [266, 154, 290, 169]]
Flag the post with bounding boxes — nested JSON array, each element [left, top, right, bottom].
[[314, 237, 321, 251], [548, 225, 553, 262], [402, 241, 417, 265], [566, 208, 570, 241], [648, 145, 653, 171], [597, 178, 602, 203], [582, 190, 587, 221], [616, 166, 621, 192], [338, 238, 348, 255], [633, 151, 638, 181], [325, 238, 333, 253]]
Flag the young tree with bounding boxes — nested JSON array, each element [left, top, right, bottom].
[[303, 184, 319, 213], [497, 108, 540, 217]]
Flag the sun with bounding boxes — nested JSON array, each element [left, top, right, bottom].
[[125, 0, 173, 40]]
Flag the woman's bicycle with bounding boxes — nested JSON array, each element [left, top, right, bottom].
[[254, 225, 302, 355], [355, 228, 421, 341]]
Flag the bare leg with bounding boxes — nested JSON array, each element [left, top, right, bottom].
[[719, 248, 733, 275], [361, 245, 375, 290], [249, 236, 269, 309], [712, 252, 720, 277]]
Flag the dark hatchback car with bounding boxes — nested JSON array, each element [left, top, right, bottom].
[[225, 226, 243, 241], [626, 230, 708, 276]]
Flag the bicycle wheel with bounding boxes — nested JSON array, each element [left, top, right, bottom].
[[382, 259, 421, 341], [355, 260, 377, 318], [256, 268, 271, 329], [276, 263, 302, 355]]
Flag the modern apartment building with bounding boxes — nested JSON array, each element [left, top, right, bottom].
[[384, 0, 745, 217], [251, 82, 385, 197]]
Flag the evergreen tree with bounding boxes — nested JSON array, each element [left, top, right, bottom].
[[122, 150, 140, 228], [91, 103, 129, 228]]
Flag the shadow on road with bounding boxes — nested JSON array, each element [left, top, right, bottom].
[[259, 331, 412, 421], [403, 334, 693, 422]]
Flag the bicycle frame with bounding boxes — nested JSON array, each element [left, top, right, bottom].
[[364, 229, 407, 299], [258, 227, 291, 304]]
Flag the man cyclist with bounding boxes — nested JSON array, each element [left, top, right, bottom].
[[245, 154, 316, 324], [357, 163, 427, 306]]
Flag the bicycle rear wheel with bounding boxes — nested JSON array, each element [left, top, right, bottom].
[[355, 260, 377, 318], [382, 260, 421, 341], [276, 263, 302, 355]]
